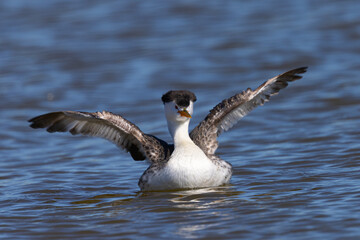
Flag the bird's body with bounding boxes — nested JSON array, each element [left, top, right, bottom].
[[29, 67, 307, 191], [140, 142, 226, 190], [139, 118, 232, 190]]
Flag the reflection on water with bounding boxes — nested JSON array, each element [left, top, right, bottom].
[[1, 0, 360, 239]]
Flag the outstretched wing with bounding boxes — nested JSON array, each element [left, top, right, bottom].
[[29, 111, 172, 163], [190, 67, 307, 156]]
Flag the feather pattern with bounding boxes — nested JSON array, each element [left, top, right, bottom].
[[190, 67, 307, 156], [28, 111, 172, 163]]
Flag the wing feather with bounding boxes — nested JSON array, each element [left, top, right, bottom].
[[190, 67, 307, 155], [29, 111, 171, 162]]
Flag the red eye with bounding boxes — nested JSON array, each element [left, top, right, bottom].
[[175, 106, 178, 110]]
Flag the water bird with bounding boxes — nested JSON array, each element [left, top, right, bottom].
[[29, 67, 307, 191]]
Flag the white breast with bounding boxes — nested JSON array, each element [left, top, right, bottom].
[[144, 142, 229, 190]]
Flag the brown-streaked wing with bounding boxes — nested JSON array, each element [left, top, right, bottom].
[[29, 111, 171, 163], [190, 67, 307, 156]]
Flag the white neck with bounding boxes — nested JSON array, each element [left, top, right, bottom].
[[167, 119, 192, 147]]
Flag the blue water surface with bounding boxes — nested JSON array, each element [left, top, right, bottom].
[[1, 0, 360, 239]]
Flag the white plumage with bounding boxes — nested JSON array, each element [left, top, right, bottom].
[[142, 101, 231, 190]]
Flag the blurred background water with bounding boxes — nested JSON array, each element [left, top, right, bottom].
[[1, 0, 360, 239]]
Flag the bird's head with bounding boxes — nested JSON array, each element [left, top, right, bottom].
[[162, 90, 197, 123]]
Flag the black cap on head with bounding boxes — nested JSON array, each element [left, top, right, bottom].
[[161, 90, 197, 107]]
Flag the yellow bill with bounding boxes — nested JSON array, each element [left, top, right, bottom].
[[177, 109, 192, 118]]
